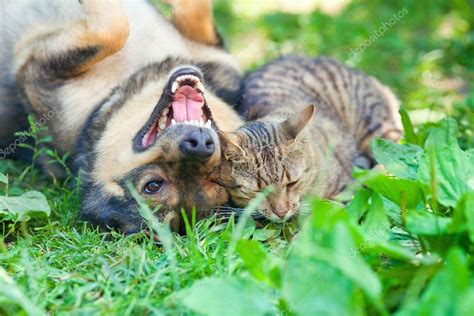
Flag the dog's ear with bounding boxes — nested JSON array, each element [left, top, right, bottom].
[[279, 104, 315, 140], [79, 184, 145, 234]]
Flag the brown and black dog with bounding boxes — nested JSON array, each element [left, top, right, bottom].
[[0, 0, 244, 233]]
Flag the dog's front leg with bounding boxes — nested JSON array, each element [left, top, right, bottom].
[[12, 0, 130, 176]]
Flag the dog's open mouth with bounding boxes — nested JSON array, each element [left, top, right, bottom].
[[136, 69, 214, 150]]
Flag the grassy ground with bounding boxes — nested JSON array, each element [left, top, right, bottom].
[[1, 1, 473, 315]]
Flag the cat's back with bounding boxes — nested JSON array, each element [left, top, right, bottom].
[[238, 55, 354, 119], [238, 55, 401, 152]]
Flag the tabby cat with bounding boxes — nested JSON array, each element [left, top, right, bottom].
[[217, 55, 402, 222]]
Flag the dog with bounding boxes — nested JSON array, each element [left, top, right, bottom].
[[0, 0, 245, 233]]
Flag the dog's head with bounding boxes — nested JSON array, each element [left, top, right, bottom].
[[76, 59, 241, 233]]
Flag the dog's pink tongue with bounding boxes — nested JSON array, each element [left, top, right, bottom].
[[172, 86, 204, 122]]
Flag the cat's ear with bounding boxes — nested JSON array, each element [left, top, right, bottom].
[[218, 131, 245, 159], [280, 104, 315, 140]]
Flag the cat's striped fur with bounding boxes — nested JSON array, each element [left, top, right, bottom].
[[219, 55, 402, 222]]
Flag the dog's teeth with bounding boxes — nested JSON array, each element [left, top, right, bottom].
[[196, 81, 205, 92], [205, 120, 212, 128], [162, 107, 169, 116], [171, 119, 177, 125], [171, 82, 179, 93], [158, 116, 167, 129]]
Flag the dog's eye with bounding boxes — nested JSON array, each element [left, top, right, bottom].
[[143, 180, 164, 194]]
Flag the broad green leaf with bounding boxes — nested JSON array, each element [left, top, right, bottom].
[[450, 192, 474, 241], [310, 198, 348, 231], [352, 197, 422, 263], [397, 248, 469, 316], [0, 173, 7, 184], [330, 223, 384, 309], [462, 193, 474, 241], [252, 228, 280, 241], [283, 257, 360, 316], [346, 188, 371, 221], [418, 118, 474, 207], [406, 209, 452, 236], [381, 196, 402, 225], [399, 108, 419, 145], [283, 209, 382, 315], [177, 277, 274, 316], [0, 191, 50, 221], [371, 138, 422, 180], [457, 288, 474, 315], [236, 239, 282, 288], [236, 240, 270, 283], [364, 174, 424, 209], [361, 193, 389, 242], [241, 219, 256, 239]]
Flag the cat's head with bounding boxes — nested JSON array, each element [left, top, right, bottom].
[[217, 105, 315, 222]]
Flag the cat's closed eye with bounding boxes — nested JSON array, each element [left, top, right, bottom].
[[286, 181, 298, 191]]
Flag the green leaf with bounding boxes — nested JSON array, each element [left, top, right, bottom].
[[371, 138, 422, 180], [346, 188, 371, 221], [461, 193, 474, 242], [457, 288, 474, 316], [364, 173, 424, 209], [330, 223, 383, 307], [0, 191, 51, 221], [399, 108, 419, 145], [418, 118, 474, 207], [252, 228, 280, 241], [236, 240, 270, 283], [177, 277, 275, 316], [406, 209, 452, 236], [283, 256, 360, 316], [398, 248, 470, 316], [283, 208, 384, 315], [361, 193, 390, 241], [450, 192, 474, 241], [310, 198, 348, 231], [241, 219, 256, 239], [0, 173, 7, 184]]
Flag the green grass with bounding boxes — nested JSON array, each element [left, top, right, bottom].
[[1, 1, 474, 315]]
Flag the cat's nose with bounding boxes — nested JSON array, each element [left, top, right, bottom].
[[180, 128, 215, 159], [273, 209, 287, 219], [269, 199, 289, 220]]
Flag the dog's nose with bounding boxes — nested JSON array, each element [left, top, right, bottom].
[[180, 128, 215, 158]]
